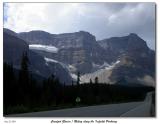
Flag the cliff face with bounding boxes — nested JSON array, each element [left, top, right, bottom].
[[18, 30, 117, 74], [4, 28, 155, 86]]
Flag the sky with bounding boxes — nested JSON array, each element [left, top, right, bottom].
[[3, 3, 155, 50]]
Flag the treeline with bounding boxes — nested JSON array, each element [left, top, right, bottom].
[[3, 52, 154, 115]]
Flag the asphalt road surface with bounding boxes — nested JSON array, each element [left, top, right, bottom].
[[6, 92, 153, 117]]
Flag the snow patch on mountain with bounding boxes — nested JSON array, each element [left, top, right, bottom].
[[44, 57, 69, 70], [68, 65, 77, 72], [29, 44, 58, 53], [92, 61, 120, 71], [44, 57, 58, 63], [105, 60, 120, 69], [70, 73, 77, 80]]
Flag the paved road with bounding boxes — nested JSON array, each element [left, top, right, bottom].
[[120, 92, 153, 117], [6, 93, 153, 117]]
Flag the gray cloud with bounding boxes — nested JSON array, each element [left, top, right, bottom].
[[4, 3, 155, 50]]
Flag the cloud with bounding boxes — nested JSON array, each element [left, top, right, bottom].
[[4, 3, 155, 49]]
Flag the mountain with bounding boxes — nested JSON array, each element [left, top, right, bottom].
[[4, 28, 155, 87], [98, 33, 150, 58], [19, 30, 54, 45], [3, 30, 72, 84], [97, 33, 155, 86], [3, 31, 29, 66], [18, 30, 116, 74]]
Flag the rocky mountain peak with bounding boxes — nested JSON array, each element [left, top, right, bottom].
[[126, 33, 148, 52], [77, 31, 96, 43], [129, 33, 138, 37], [77, 30, 93, 36]]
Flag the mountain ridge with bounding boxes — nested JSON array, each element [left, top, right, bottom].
[[3, 28, 155, 87]]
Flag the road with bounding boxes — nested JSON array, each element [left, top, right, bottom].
[[6, 92, 153, 117]]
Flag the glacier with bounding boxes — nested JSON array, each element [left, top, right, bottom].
[[44, 57, 58, 63], [29, 44, 58, 53]]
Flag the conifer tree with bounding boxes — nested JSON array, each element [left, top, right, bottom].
[[76, 71, 80, 86], [95, 77, 98, 84], [90, 78, 93, 84], [18, 52, 30, 105]]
